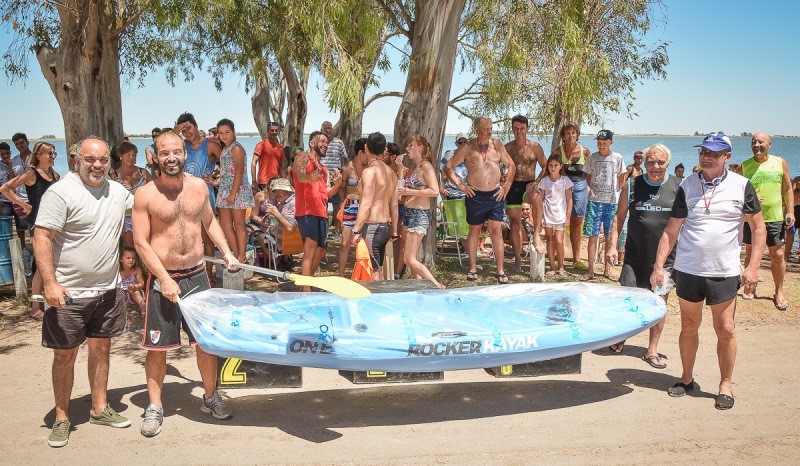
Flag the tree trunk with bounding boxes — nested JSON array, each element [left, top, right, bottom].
[[252, 75, 273, 140], [281, 59, 310, 150], [35, 2, 123, 162], [550, 102, 579, 153], [393, 0, 466, 267]]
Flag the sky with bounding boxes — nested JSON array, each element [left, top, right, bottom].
[[1, 1, 798, 139]]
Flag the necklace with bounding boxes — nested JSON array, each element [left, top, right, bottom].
[[478, 139, 490, 164], [701, 183, 718, 215]]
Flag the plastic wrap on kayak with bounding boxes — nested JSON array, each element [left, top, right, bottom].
[[178, 282, 666, 372]]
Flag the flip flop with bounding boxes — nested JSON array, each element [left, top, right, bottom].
[[545, 271, 556, 278], [714, 394, 735, 410], [557, 270, 569, 277], [773, 295, 789, 311], [579, 274, 595, 282], [741, 293, 755, 300], [496, 273, 509, 284], [466, 271, 478, 281], [609, 343, 624, 354], [642, 354, 667, 369], [667, 379, 695, 397]]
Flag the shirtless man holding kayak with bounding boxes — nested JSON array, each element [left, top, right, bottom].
[[132, 131, 238, 438]]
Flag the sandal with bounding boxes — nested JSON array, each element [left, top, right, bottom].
[[466, 271, 478, 281], [496, 273, 509, 284], [557, 270, 569, 277], [773, 295, 789, 311], [667, 379, 695, 397], [545, 270, 556, 278], [642, 354, 667, 369]]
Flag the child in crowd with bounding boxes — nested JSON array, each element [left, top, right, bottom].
[[538, 154, 574, 277], [120, 246, 145, 313]]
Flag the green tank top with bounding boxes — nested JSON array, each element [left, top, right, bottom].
[[742, 155, 784, 222]]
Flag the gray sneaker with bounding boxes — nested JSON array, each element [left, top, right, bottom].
[[90, 405, 131, 428], [48, 419, 71, 447], [201, 390, 232, 419], [140, 404, 163, 437]]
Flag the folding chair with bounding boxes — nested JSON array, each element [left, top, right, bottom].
[[437, 199, 473, 267]]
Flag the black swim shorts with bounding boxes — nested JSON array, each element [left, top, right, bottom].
[[465, 187, 505, 226], [674, 270, 741, 306], [363, 222, 390, 270], [743, 221, 785, 247], [142, 264, 209, 350], [42, 288, 127, 350], [505, 180, 532, 208]]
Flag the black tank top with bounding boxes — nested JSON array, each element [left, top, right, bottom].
[[26, 168, 57, 224], [624, 174, 681, 271]]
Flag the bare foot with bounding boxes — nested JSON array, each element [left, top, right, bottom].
[[532, 236, 546, 254], [29, 311, 44, 321]]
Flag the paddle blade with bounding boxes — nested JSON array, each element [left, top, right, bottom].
[[288, 274, 371, 299]]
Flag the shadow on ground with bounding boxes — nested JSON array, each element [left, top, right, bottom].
[[125, 378, 633, 443]]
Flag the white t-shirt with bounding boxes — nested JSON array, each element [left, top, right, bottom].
[[538, 175, 574, 225], [671, 171, 760, 277], [35, 172, 133, 293], [585, 151, 625, 204]]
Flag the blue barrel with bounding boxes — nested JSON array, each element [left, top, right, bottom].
[[0, 216, 14, 285]]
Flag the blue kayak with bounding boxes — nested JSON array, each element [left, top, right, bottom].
[[179, 282, 666, 372]]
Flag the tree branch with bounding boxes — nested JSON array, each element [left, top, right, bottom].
[[364, 91, 404, 109], [376, 0, 411, 39], [384, 39, 410, 59], [107, 11, 143, 40]]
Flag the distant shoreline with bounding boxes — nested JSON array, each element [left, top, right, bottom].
[[4, 134, 798, 142]]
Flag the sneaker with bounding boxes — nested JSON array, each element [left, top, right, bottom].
[[48, 419, 71, 447], [201, 390, 233, 420], [140, 404, 163, 437], [89, 405, 131, 428]]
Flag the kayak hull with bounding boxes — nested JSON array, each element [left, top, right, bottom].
[[179, 282, 666, 372]]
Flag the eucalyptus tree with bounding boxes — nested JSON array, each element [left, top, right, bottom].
[[1, 0, 204, 152], [463, 0, 669, 149]]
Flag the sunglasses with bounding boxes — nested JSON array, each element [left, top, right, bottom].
[[698, 148, 726, 158]]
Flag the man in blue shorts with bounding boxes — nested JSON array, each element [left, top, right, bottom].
[[581, 129, 625, 280], [651, 133, 766, 410], [443, 116, 515, 284]]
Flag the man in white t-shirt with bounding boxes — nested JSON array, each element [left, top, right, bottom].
[[35, 136, 134, 447], [651, 133, 765, 411], [581, 129, 625, 280]]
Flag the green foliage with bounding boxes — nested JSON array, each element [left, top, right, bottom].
[[0, 0, 208, 87], [461, 0, 669, 133]]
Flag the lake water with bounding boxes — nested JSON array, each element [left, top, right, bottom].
[[31, 135, 800, 179]]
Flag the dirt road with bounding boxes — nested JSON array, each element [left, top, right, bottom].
[[1, 293, 798, 464]]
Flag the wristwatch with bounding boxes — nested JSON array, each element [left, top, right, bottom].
[[353, 230, 361, 236]]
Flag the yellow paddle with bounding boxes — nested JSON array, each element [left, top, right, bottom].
[[203, 256, 371, 299]]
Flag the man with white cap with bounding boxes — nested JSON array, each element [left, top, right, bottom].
[[440, 133, 470, 200], [651, 132, 766, 410]]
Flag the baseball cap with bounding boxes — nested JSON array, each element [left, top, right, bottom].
[[456, 132, 468, 142], [594, 129, 613, 140], [693, 133, 732, 152], [270, 178, 294, 193]]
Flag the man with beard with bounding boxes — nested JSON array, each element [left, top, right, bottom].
[[173, 113, 222, 279], [34, 136, 134, 447], [293, 131, 341, 289], [504, 115, 546, 272], [132, 131, 238, 437]]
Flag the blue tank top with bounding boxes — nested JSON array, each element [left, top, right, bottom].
[[184, 139, 216, 207]]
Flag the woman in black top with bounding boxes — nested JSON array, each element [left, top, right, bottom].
[[0, 141, 60, 320]]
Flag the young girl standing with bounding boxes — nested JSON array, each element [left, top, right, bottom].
[[120, 246, 145, 313], [538, 154, 574, 277]]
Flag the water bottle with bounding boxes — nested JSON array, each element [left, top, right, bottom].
[[22, 248, 33, 277], [787, 217, 796, 235]]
